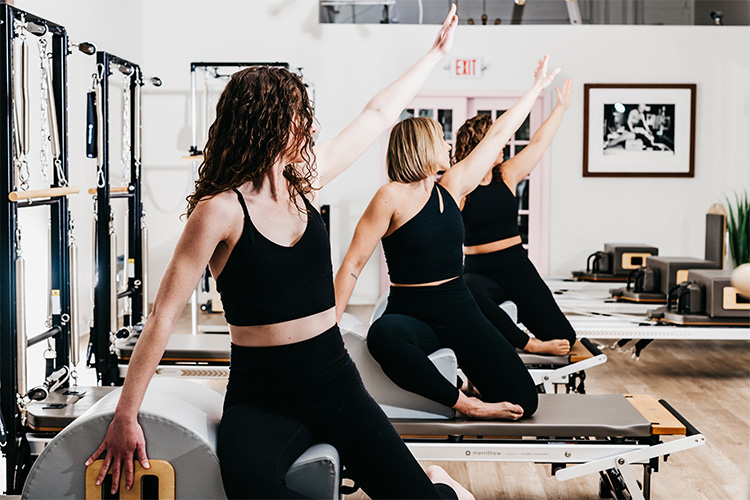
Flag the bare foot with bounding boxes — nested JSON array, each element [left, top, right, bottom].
[[426, 465, 475, 500], [453, 393, 524, 420], [525, 338, 570, 356]]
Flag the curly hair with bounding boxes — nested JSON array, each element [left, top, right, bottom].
[[453, 114, 503, 182], [186, 66, 316, 217]]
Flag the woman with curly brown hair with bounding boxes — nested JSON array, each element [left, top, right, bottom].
[[457, 79, 575, 356], [335, 56, 559, 421], [85, 7, 473, 499]]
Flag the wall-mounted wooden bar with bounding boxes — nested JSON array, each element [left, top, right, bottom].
[[181, 153, 204, 161], [88, 186, 131, 195], [8, 186, 80, 202]]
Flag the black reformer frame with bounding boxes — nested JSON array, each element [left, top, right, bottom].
[[1, 4, 72, 494], [89, 51, 147, 387]]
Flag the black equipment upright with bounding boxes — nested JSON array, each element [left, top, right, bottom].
[[1, 5, 73, 494], [88, 51, 159, 386]]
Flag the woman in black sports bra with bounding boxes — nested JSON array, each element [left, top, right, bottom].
[[335, 56, 560, 420], [86, 8, 474, 499], [456, 79, 575, 356]]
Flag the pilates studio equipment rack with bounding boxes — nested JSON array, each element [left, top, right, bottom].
[[88, 51, 155, 386], [1, 4, 74, 494]]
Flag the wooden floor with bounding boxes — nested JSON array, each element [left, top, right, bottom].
[[341, 327, 750, 499]]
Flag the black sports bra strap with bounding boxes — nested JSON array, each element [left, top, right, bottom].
[[232, 188, 250, 220]]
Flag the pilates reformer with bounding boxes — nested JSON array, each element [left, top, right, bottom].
[[86, 51, 160, 387], [0, 5, 96, 494], [565, 268, 748, 358], [564, 207, 748, 357], [369, 293, 608, 394], [611, 209, 726, 304], [647, 268, 750, 326], [547, 278, 661, 316], [572, 243, 659, 282], [338, 318, 706, 500]]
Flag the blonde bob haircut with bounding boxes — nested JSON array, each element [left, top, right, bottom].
[[386, 117, 444, 183]]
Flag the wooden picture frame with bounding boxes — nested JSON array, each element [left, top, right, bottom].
[[583, 84, 696, 177]]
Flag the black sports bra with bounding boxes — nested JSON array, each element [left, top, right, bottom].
[[215, 189, 335, 326], [462, 179, 520, 246], [381, 183, 464, 285]]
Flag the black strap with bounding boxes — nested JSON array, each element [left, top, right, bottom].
[[232, 188, 250, 219], [0, 405, 7, 448]]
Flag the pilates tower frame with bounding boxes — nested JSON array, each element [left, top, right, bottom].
[[0, 5, 72, 494], [89, 51, 147, 387]]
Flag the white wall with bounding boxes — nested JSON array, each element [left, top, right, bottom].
[[14, 0, 750, 308]]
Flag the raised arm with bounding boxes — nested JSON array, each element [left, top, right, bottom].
[[440, 55, 560, 200], [85, 198, 233, 494], [314, 5, 458, 188], [501, 78, 572, 189], [334, 187, 395, 323]]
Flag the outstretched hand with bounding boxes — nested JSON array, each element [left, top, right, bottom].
[[431, 4, 458, 57], [554, 78, 573, 110], [532, 54, 561, 91], [85, 417, 150, 494]]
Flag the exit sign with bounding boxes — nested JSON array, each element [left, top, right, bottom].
[[451, 58, 482, 79]]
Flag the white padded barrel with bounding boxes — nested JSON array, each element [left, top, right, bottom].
[[341, 313, 456, 419], [22, 378, 339, 499]]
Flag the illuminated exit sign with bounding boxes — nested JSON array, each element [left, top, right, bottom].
[[451, 58, 482, 79]]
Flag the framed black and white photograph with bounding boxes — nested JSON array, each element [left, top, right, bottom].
[[583, 84, 696, 177]]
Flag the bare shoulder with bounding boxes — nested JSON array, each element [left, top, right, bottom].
[[378, 181, 412, 199], [188, 191, 244, 234]]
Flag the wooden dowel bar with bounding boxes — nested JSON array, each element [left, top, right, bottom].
[[9, 186, 80, 202], [87, 186, 131, 195]]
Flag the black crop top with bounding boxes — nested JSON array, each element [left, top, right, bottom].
[[462, 179, 520, 246], [381, 183, 464, 285], [215, 189, 335, 326]]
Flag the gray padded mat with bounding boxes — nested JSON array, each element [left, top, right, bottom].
[[25, 386, 118, 431], [393, 394, 652, 438], [116, 334, 231, 362], [517, 351, 569, 366]]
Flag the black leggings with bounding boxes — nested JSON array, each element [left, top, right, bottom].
[[367, 278, 538, 416], [217, 326, 457, 500], [463, 244, 576, 350]]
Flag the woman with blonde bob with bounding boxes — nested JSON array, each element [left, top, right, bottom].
[[335, 56, 560, 420]]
